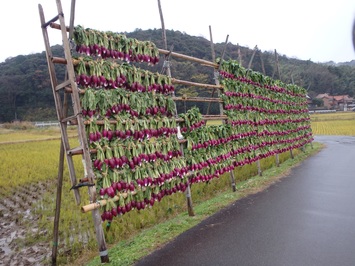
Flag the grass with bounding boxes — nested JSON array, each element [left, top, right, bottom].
[[82, 142, 322, 266]]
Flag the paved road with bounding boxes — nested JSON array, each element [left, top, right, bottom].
[[136, 136, 355, 266]]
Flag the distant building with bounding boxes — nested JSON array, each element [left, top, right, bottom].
[[315, 93, 354, 110]]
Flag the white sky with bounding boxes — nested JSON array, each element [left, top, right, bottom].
[[1, 0, 354, 63]]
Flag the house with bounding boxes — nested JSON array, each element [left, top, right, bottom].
[[315, 93, 354, 110], [315, 93, 335, 109]]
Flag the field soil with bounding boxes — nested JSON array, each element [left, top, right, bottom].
[[0, 182, 52, 265]]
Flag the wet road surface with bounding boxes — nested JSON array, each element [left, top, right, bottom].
[[136, 136, 355, 266]]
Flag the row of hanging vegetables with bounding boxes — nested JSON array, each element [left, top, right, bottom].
[[74, 25, 160, 64], [217, 59, 313, 159], [73, 26, 313, 224], [73, 26, 190, 222]]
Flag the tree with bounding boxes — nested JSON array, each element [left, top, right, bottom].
[[312, 98, 324, 107]]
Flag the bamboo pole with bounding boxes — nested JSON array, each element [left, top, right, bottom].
[[247, 45, 258, 69], [275, 153, 280, 167], [50, 0, 76, 262], [73, 114, 227, 127], [49, 22, 218, 69], [206, 28, 236, 192], [52, 98, 68, 265], [51, 1, 75, 259], [52, 58, 222, 91], [172, 96, 222, 103], [257, 159, 262, 176], [171, 78, 222, 89], [64, 83, 223, 96], [157, 0, 172, 78], [218, 36, 237, 192], [158, 49, 217, 68], [185, 181, 195, 216], [156, 0, 194, 216], [81, 172, 193, 213], [259, 49, 266, 75], [247, 45, 264, 178], [206, 29, 229, 114], [55, 0, 108, 263], [272, 49, 281, 80], [237, 45, 243, 66], [206, 25, 217, 115]]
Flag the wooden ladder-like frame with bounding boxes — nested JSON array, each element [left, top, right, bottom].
[[38, 0, 109, 264]]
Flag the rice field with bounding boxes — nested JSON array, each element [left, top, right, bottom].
[[0, 126, 77, 143], [310, 111, 355, 136]]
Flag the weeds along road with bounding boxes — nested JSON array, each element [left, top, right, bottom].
[[136, 136, 355, 266]]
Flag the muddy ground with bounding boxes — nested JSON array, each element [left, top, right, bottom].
[[0, 183, 51, 266]]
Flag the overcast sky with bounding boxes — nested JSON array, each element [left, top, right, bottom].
[[1, 0, 354, 63]]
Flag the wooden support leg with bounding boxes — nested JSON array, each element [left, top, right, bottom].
[[89, 186, 109, 263], [52, 83, 69, 265], [275, 153, 280, 167], [186, 183, 195, 216], [51, 140, 65, 266], [230, 171, 237, 192], [257, 159, 262, 176]]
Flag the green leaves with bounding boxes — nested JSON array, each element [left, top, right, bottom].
[[73, 25, 160, 65]]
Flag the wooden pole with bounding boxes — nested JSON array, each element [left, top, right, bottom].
[[50, 22, 219, 68], [186, 183, 195, 216], [52, 130, 66, 266], [272, 49, 281, 80], [259, 49, 266, 75], [209, 26, 216, 62], [257, 158, 262, 176], [180, 143, 195, 216], [247, 45, 265, 178], [172, 96, 222, 103], [247, 45, 258, 69], [157, 0, 194, 216], [206, 25, 217, 115], [206, 29, 229, 114], [158, 49, 218, 68], [290, 149, 294, 159], [157, 0, 172, 78], [172, 78, 222, 89], [275, 153, 280, 167], [158, 0, 167, 52], [52, 1, 75, 263], [55, 0, 108, 262], [206, 29, 236, 192], [229, 171, 237, 192], [237, 45, 243, 66]]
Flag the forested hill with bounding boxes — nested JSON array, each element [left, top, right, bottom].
[[0, 28, 354, 122]]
